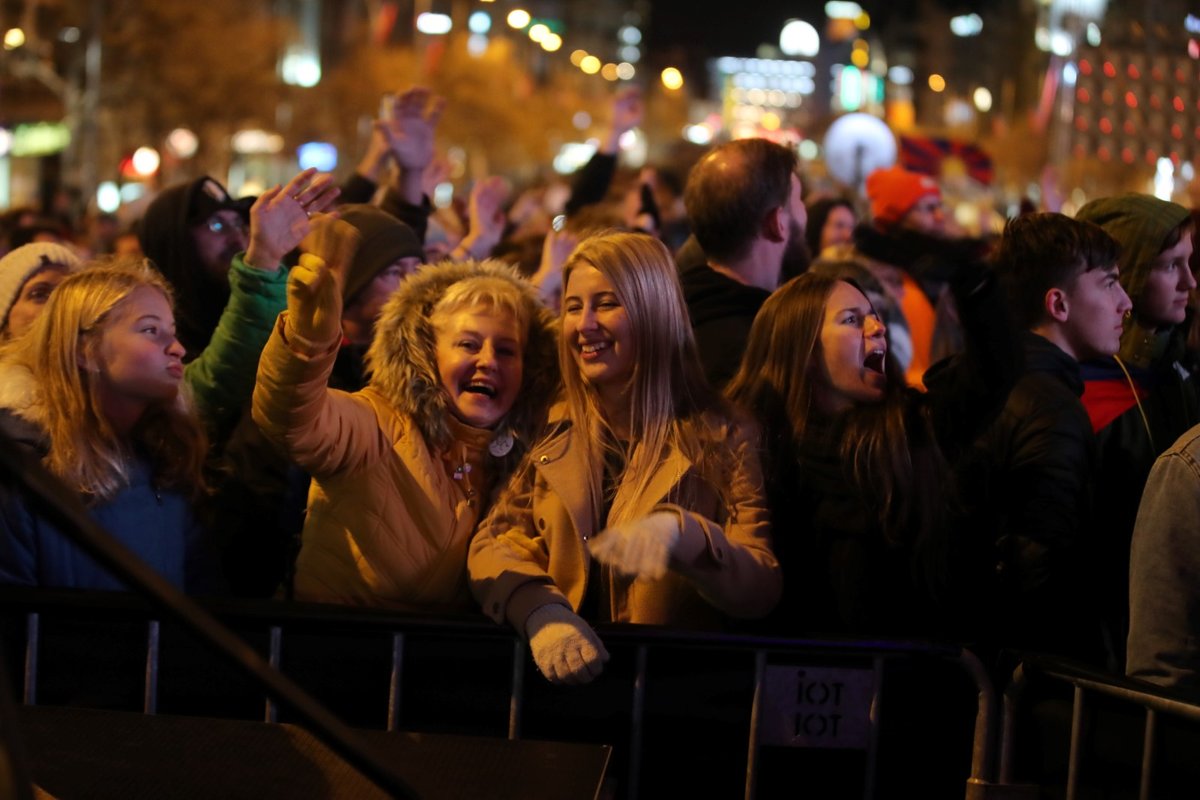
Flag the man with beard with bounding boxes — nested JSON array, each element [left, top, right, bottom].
[[681, 137, 808, 388]]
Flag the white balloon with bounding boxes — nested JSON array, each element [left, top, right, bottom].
[[822, 113, 897, 188]]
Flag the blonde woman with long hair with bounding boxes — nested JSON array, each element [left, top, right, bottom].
[[468, 231, 780, 685], [0, 259, 217, 591]]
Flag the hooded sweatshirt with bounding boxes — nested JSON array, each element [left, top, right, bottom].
[[252, 259, 558, 609]]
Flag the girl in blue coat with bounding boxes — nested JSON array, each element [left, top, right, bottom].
[[0, 260, 217, 592]]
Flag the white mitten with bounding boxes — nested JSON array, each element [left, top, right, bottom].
[[587, 511, 681, 580], [525, 604, 610, 685]]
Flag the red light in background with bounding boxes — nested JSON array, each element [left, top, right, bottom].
[[1099, 117, 1113, 134], [1079, 59, 1092, 75], [1075, 117, 1089, 131], [1103, 61, 1117, 78], [1172, 124, 1183, 140], [1125, 92, 1138, 108], [1174, 97, 1186, 113], [1077, 88, 1091, 103], [1121, 148, 1135, 164], [1126, 64, 1140, 80], [1145, 150, 1157, 165]]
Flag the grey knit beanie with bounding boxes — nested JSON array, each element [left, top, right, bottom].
[[0, 242, 82, 329]]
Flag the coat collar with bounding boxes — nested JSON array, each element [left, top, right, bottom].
[[531, 407, 696, 530]]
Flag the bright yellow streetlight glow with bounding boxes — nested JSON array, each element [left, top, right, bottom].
[[541, 33, 562, 51], [855, 12, 871, 29], [851, 49, 869, 68], [528, 23, 548, 42], [3, 28, 25, 49], [761, 112, 781, 131], [507, 9, 530, 29], [661, 67, 684, 91], [570, 49, 588, 66], [580, 55, 601, 74], [928, 73, 946, 92], [601, 63, 619, 81]]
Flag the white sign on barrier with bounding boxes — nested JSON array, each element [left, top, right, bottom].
[[758, 665, 876, 749]]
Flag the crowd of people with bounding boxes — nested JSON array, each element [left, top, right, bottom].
[[0, 86, 1199, 700]]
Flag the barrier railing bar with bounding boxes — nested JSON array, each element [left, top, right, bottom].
[[743, 649, 767, 800], [1139, 708, 1155, 800], [1065, 685, 1085, 800], [265, 625, 282, 724], [387, 632, 404, 733], [0, 447, 420, 800], [998, 663, 1025, 785], [143, 620, 159, 715], [958, 649, 997, 788], [508, 639, 524, 740], [22, 613, 37, 706], [627, 645, 649, 800], [864, 655, 885, 800]]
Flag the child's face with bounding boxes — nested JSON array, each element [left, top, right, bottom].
[[93, 286, 186, 410]]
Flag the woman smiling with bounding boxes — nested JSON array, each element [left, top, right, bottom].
[[468, 231, 780, 685]]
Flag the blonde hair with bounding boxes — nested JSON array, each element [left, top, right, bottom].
[[7, 258, 206, 500], [430, 275, 531, 338], [560, 231, 727, 524]]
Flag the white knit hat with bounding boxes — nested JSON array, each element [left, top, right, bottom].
[[0, 242, 82, 329]]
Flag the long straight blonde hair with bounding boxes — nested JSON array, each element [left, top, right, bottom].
[[559, 231, 727, 524], [5, 258, 206, 501]]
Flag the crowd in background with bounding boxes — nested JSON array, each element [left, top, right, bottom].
[[1, 85, 1199, 703]]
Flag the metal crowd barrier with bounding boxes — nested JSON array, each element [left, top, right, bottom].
[[2, 588, 1001, 799], [1002, 654, 1200, 800]]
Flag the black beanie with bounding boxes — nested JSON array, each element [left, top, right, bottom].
[[338, 204, 424, 303]]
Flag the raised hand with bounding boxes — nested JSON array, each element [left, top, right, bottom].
[[454, 176, 511, 261], [531, 228, 579, 309], [379, 86, 446, 172], [244, 168, 341, 270], [284, 215, 360, 343]]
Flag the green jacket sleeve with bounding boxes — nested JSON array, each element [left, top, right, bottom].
[[183, 253, 289, 434]]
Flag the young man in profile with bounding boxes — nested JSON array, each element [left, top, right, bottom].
[[959, 212, 1130, 663]]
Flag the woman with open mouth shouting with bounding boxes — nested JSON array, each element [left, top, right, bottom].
[[468, 231, 781, 685], [252, 217, 558, 609], [726, 240, 1018, 640]]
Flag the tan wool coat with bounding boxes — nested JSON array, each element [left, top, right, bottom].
[[467, 407, 782, 631]]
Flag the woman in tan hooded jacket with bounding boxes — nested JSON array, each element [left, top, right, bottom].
[[252, 236, 558, 609]]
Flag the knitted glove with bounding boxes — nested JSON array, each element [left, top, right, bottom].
[[525, 604, 610, 685], [284, 253, 342, 343], [587, 511, 681, 580]]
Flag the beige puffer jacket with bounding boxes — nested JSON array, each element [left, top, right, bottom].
[[252, 259, 558, 609]]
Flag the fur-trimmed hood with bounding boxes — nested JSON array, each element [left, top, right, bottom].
[[366, 258, 560, 459], [0, 359, 49, 452]]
